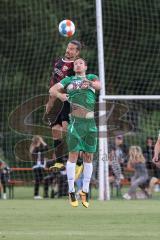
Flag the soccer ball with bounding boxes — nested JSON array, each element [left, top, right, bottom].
[[58, 20, 75, 37]]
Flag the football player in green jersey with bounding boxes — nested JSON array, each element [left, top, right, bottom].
[[49, 58, 101, 207]]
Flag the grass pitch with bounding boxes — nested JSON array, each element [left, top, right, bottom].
[[0, 195, 160, 240]]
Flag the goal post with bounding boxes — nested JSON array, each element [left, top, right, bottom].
[[102, 95, 160, 100], [96, 0, 111, 200]]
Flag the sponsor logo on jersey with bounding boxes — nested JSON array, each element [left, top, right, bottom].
[[67, 80, 83, 90], [62, 65, 69, 71], [54, 67, 64, 77]]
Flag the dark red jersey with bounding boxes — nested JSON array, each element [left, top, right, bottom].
[[50, 58, 74, 87]]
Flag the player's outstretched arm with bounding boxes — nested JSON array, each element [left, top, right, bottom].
[[49, 83, 68, 102], [153, 138, 160, 163], [45, 95, 57, 114]]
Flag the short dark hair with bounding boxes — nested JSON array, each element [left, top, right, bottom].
[[146, 136, 154, 141], [116, 135, 123, 140], [74, 57, 87, 66], [115, 132, 123, 138], [69, 40, 83, 51]]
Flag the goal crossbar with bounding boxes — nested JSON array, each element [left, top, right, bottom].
[[101, 95, 160, 100]]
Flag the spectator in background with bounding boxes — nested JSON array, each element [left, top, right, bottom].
[[0, 160, 10, 200], [44, 159, 66, 198], [30, 135, 48, 199], [143, 136, 160, 191], [123, 146, 149, 200], [109, 133, 128, 174], [143, 137, 155, 176], [108, 147, 123, 189], [43, 159, 56, 198]]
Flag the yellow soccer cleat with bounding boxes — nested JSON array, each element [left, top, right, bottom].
[[69, 192, 79, 207], [49, 163, 65, 172], [79, 191, 89, 208]]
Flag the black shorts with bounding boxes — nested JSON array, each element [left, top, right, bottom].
[[47, 101, 70, 127]]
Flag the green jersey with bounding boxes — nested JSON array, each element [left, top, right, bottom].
[[60, 74, 98, 111]]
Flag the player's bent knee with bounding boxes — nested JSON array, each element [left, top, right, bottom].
[[83, 153, 93, 163], [68, 152, 79, 163]]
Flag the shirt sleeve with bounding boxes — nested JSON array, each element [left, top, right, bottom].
[[60, 76, 71, 88], [87, 74, 99, 81]]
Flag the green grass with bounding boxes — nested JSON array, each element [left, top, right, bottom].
[[0, 190, 160, 240]]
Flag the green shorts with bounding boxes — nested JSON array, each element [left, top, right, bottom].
[[67, 116, 98, 153]]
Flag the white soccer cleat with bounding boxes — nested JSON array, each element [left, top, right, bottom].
[[34, 195, 43, 200], [3, 193, 7, 200], [123, 193, 131, 200]]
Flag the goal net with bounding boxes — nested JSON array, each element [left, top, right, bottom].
[[0, 0, 160, 199], [103, 0, 160, 95], [98, 0, 160, 200], [98, 98, 160, 200], [0, 0, 98, 199]]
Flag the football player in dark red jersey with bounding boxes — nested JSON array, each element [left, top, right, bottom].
[[45, 40, 82, 163]]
